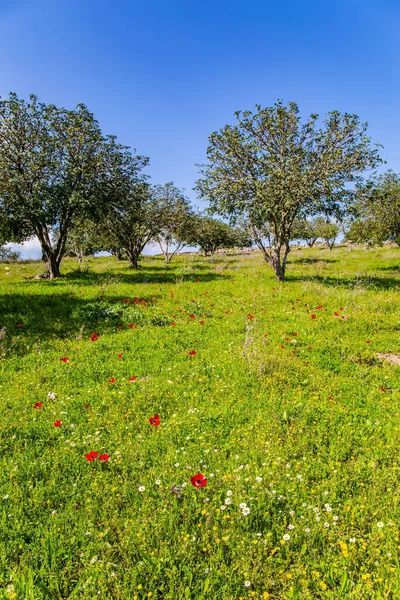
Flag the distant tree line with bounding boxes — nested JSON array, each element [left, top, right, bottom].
[[0, 94, 398, 280]]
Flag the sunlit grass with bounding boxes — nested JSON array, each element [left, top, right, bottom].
[[0, 245, 399, 599]]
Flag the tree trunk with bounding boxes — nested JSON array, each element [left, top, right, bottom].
[[115, 249, 122, 261], [281, 242, 291, 276], [268, 246, 285, 281], [45, 253, 61, 279], [164, 255, 171, 265]]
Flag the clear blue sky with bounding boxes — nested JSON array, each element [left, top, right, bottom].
[[1, 0, 399, 257]]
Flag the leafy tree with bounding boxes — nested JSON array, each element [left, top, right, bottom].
[[0, 93, 109, 279], [196, 101, 382, 280], [348, 171, 400, 247], [314, 217, 339, 250], [187, 216, 248, 256], [290, 218, 321, 247], [0, 246, 21, 262], [61, 219, 98, 262], [152, 183, 195, 264], [80, 136, 150, 269]]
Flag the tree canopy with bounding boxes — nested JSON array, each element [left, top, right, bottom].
[[196, 100, 382, 280]]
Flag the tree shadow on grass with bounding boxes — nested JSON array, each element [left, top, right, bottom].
[[61, 263, 230, 285], [290, 257, 339, 265], [286, 273, 400, 291]]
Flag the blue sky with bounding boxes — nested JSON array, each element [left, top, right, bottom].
[[1, 0, 399, 257]]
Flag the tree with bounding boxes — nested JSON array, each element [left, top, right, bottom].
[[290, 218, 318, 247], [314, 217, 339, 250], [0, 246, 21, 262], [0, 94, 109, 279], [61, 219, 98, 262], [187, 216, 248, 256], [348, 171, 400, 247], [152, 183, 195, 264], [196, 101, 382, 280]]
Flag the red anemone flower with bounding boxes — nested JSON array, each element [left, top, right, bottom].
[[108, 377, 116, 384], [380, 386, 387, 392], [128, 324, 135, 329], [191, 473, 207, 488], [248, 314, 254, 320], [99, 453, 110, 462], [149, 414, 161, 426], [199, 320, 204, 325], [334, 312, 339, 317], [171, 322, 177, 326], [34, 402, 43, 409], [118, 353, 123, 358], [61, 357, 69, 363], [366, 340, 371, 344], [54, 420, 62, 427], [311, 314, 316, 319], [129, 376, 137, 382], [188, 350, 197, 356], [17, 322, 23, 327], [85, 451, 98, 462], [189, 314, 195, 319], [84, 403, 90, 409]]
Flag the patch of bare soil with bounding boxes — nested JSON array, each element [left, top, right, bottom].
[[377, 353, 400, 366]]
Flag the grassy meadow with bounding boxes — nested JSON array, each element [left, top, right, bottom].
[[0, 245, 400, 600]]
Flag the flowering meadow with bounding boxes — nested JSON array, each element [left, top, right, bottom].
[[0, 246, 400, 600]]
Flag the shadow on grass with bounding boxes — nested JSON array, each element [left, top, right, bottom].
[[286, 273, 400, 290], [290, 257, 339, 265], [61, 262, 230, 285]]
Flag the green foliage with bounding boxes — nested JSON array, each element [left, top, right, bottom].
[[0, 246, 21, 262], [0, 247, 400, 598], [187, 215, 249, 255], [349, 171, 400, 247], [152, 183, 195, 264], [196, 100, 382, 279]]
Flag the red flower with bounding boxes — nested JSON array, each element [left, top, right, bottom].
[[188, 350, 197, 356], [85, 451, 98, 462], [248, 314, 254, 320], [285, 337, 290, 341], [380, 386, 387, 392], [334, 312, 339, 317], [311, 314, 316, 319], [108, 377, 116, 384], [308, 346, 312, 350], [17, 322, 23, 327], [280, 345, 285, 349], [171, 322, 177, 326], [34, 402, 43, 409], [117, 325, 122, 329], [129, 376, 137, 382], [60, 357, 69, 363], [264, 333, 268, 337], [99, 453, 110, 462], [189, 314, 195, 319], [149, 414, 161, 426], [54, 420, 62, 427], [316, 305, 323, 310], [90, 332, 99, 342], [199, 320, 204, 325], [128, 324, 135, 329], [118, 353, 123, 358], [84, 403, 90, 409], [292, 332, 298, 337], [366, 340, 371, 344], [191, 473, 207, 488]]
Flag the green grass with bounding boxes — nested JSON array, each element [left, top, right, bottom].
[[0, 245, 399, 600]]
